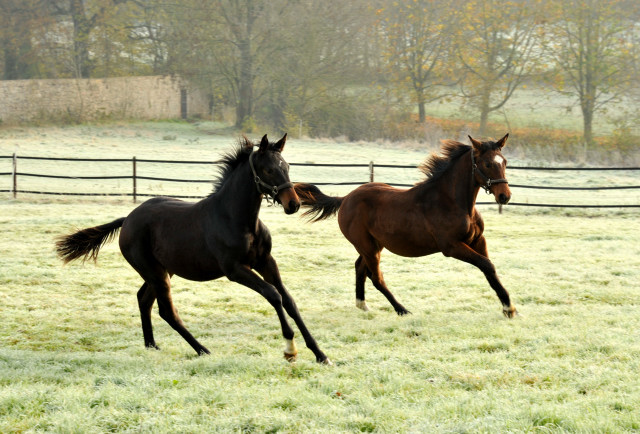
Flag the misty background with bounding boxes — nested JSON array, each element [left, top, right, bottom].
[[1, 0, 639, 161]]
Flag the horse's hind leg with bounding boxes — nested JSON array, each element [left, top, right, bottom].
[[137, 283, 159, 349], [153, 274, 211, 355], [256, 255, 330, 364], [354, 255, 369, 311], [359, 249, 410, 316]]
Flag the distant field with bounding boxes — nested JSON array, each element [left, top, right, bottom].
[[1, 123, 639, 432], [423, 88, 639, 136], [1, 122, 638, 209]]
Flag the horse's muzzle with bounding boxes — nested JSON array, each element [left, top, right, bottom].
[[498, 193, 510, 205], [492, 183, 511, 205], [278, 188, 301, 214], [284, 200, 300, 214]]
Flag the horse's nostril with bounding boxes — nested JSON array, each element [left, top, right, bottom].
[[290, 200, 300, 213], [499, 193, 510, 204]]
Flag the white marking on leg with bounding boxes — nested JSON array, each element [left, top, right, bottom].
[[356, 299, 370, 311], [284, 338, 297, 356]]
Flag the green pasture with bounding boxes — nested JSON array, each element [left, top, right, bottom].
[[1, 124, 640, 432], [1, 122, 638, 208], [425, 88, 634, 135]]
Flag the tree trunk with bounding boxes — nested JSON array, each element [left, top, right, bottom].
[[2, 45, 19, 80], [478, 87, 491, 136], [581, 103, 594, 151], [418, 101, 425, 123], [70, 0, 91, 78], [235, 39, 253, 129]]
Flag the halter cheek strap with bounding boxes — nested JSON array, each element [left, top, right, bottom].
[[470, 149, 508, 194], [249, 151, 293, 200]]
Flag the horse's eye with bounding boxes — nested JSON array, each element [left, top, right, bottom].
[[264, 167, 274, 175]]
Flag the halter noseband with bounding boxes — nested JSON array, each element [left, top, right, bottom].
[[470, 149, 508, 194], [249, 150, 293, 201]]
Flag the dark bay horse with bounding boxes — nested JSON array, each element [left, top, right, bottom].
[[295, 134, 517, 318], [56, 134, 330, 363]]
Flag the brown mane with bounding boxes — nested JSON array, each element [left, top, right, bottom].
[[417, 140, 471, 185]]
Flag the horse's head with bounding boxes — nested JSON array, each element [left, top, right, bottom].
[[469, 133, 511, 205], [250, 133, 300, 214]]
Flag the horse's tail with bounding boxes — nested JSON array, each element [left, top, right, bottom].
[[294, 183, 344, 222], [56, 217, 126, 264]]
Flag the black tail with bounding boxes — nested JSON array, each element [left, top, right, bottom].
[[294, 183, 344, 222], [56, 217, 126, 264]]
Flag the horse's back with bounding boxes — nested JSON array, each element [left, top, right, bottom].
[[121, 197, 200, 242], [119, 197, 224, 281], [337, 182, 466, 257]]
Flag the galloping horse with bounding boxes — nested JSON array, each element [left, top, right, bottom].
[[295, 134, 517, 318], [56, 134, 330, 363]]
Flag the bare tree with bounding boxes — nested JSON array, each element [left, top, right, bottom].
[[0, 0, 43, 79], [546, 0, 639, 147], [377, 0, 455, 123], [453, 0, 544, 135], [46, 0, 132, 78]]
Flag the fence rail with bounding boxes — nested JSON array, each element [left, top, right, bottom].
[[1, 154, 639, 208]]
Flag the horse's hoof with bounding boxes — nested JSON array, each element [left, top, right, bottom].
[[284, 351, 298, 362], [356, 299, 370, 311], [503, 306, 517, 318], [146, 343, 160, 351], [318, 357, 333, 366], [284, 339, 297, 362], [198, 347, 211, 356], [396, 308, 411, 316]]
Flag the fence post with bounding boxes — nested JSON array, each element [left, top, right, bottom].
[[12, 153, 17, 199], [369, 161, 374, 183], [132, 156, 137, 203]]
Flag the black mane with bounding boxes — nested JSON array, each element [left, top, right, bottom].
[[417, 140, 470, 186], [211, 137, 254, 193]]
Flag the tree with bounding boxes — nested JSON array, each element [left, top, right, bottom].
[[377, 0, 455, 123], [453, 0, 544, 135], [546, 0, 639, 148], [47, 0, 132, 78], [266, 0, 377, 133], [0, 0, 42, 79], [163, 0, 295, 129]]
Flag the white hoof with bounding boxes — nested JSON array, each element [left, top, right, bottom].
[[356, 299, 370, 311], [284, 339, 298, 361]]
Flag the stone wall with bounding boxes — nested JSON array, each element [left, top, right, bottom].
[[0, 75, 209, 123]]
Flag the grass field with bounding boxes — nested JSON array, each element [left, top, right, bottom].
[[1, 123, 640, 432]]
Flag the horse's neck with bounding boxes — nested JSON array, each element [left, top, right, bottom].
[[439, 150, 481, 215], [205, 162, 263, 230]]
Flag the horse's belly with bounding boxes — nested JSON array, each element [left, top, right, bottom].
[[171, 266, 224, 282], [158, 248, 225, 282], [384, 241, 439, 258]]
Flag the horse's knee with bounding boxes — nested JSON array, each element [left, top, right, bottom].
[[479, 258, 496, 274], [355, 256, 362, 269], [157, 305, 172, 322], [264, 289, 283, 308]]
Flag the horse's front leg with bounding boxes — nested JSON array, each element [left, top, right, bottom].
[[256, 255, 331, 365], [225, 262, 328, 363], [442, 239, 517, 318]]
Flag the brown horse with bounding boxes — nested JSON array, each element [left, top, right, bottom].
[[295, 134, 517, 318], [56, 134, 330, 363]]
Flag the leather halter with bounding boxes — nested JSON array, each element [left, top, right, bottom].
[[249, 150, 293, 200], [470, 149, 508, 194]]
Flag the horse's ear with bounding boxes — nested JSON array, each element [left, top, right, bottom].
[[496, 133, 509, 149], [259, 134, 269, 152], [468, 135, 483, 150], [273, 133, 287, 152]]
